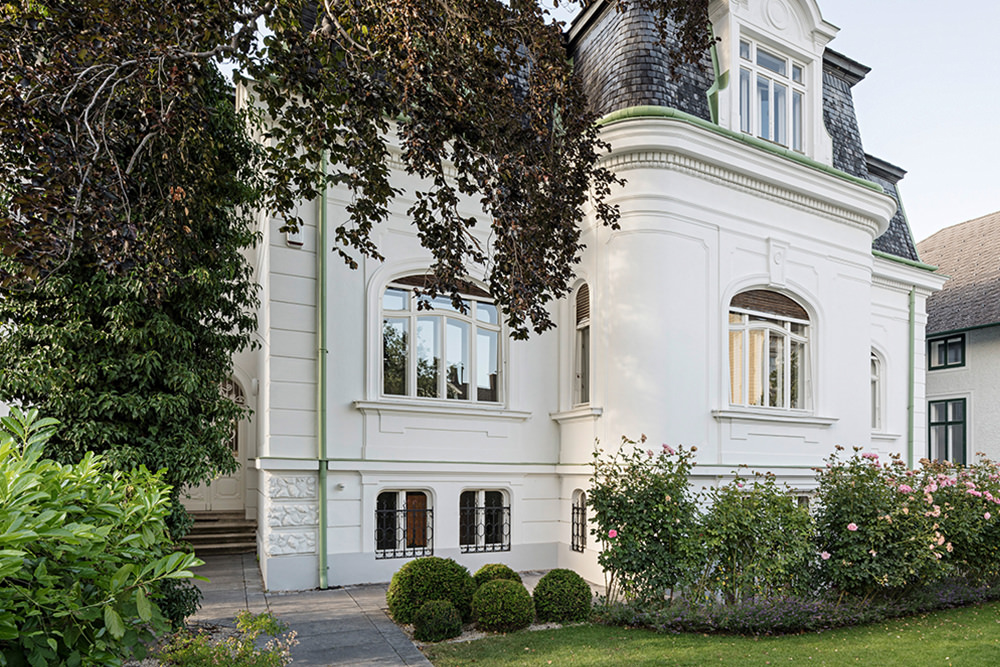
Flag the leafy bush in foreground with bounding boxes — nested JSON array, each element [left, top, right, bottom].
[[473, 563, 522, 589], [533, 569, 592, 622], [0, 408, 203, 666], [413, 600, 463, 642], [387, 557, 476, 623], [473, 579, 535, 632]]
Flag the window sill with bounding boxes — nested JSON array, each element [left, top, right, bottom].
[[712, 409, 837, 427], [550, 406, 604, 424], [354, 399, 531, 421]]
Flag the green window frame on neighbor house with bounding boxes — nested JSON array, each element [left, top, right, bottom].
[[928, 334, 965, 370], [928, 398, 966, 465]]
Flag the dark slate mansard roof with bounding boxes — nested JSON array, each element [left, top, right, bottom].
[[567, 1, 920, 263]]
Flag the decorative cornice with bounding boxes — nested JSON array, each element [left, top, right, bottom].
[[601, 148, 882, 236]]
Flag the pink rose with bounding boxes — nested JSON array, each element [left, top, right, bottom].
[[820, 551, 831, 560], [607, 529, 618, 539], [986, 513, 992, 520], [847, 523, 858, 532], [662, 444, 675, 455]]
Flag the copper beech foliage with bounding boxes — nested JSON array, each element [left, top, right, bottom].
[[0, 0, 711, 337]]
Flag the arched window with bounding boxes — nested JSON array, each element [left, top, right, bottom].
[[382, 276, 501, 402], [459, 489, 510, 553], [871, 351, 882, 431], [574, 284, 590, 405], [728, 290, 809, 410], [375, 490, 433, 559]]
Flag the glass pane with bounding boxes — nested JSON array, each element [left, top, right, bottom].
[[416, 317, 440, 398], [790, 340, 804, 409], [769, 332, 785, 408], [871, 378, 878, 429], [729, 312, 742, 325], [947, 338, 963, 364], [950, 400, 964, 422], [382, 319, 408, 396], [757, 48, 786, 76], [773, 82, 787, 146], [757, 75, 771, 140], [930, 401, 947, 423], [431, 295, 457, 311], [949, 425, 965, 464], [748, 329, 766, 406], [729, 330, 744, 405], [930, 340, 945, 367], [930, 425, 947, 461], [740, 69, 751, 134], [459, 491, 475, 546], [446, 318, 470, 400], [476, 302, 498, 324], [792, 63, 803, 83], [477, 328, 499, 402], [792, 91, 802, 151], [383, 288, 408, 311], [740, 40, 751, 60], [376, 492, 397, 551], [576, 326, 590, 404], [406, 492, 427, 548]]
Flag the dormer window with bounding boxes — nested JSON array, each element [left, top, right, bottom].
[[739, 39, 805, 151]]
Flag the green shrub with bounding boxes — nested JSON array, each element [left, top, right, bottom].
[[694, 473, 814, 603], [387, 557, 476, 623], [589, 437, 702, 604], [413, 600, 463, 642], [473, 563, 522, 589], [157, 610, 297, 666], [0, 408, 203, 667], [533, 569, 592, 622], [814, 448, 942, 597], [472, 579, 535, 632]]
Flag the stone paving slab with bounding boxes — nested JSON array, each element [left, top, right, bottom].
[[190, 555, 432, 667]]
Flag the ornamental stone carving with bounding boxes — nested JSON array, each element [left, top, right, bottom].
[[268, 503, 319, 528], [266, 530, 317, 556], [267, 475, 317, 499]]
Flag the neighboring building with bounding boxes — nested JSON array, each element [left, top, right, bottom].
[[917, 211, 1000, 465], [189, 0, 945, 590]]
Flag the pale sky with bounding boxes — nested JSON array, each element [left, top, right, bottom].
[[551, 1, 1000, 247]]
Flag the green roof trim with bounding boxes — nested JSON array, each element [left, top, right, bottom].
[[872, 249, 938, 272], [928, 321, 1000, 338], [596, 105, 883, 193]]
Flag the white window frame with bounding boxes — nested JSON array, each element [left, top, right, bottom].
[[573, 284, 591, 406], [871, 351, 883, 432], [728, 294, 810, 412], [381, 278, 502, 403], [375, 489, 433, 559], [459, 489, 510, 553], [738, 38, 806, 151]]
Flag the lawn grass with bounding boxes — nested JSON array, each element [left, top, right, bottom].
[[422, 601, 1000, 665]]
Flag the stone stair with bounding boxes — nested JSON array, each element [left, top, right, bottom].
[[186, 511, 257, 556]]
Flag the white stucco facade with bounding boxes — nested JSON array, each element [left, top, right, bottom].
[[225, 0, 946, 590]]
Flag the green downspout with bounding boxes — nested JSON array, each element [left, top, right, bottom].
[[317, 155, 329, 589], [907, 287, 916, 468]]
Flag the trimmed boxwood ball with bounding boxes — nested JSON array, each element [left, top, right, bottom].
[[413, 599, 463, 642], [533, 568, 592, 622], [472, 579, 535, 632], [473, 563, 522, 589], [387, 557, 476, 624]]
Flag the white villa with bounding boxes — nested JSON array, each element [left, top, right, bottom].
[[185, 0, 946, 590]]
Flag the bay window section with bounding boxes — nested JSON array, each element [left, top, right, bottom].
[[728, 290, 809, 411], [381, 276, 501, 402]]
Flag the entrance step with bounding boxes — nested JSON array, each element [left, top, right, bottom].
[[186, 511, 257, 556]]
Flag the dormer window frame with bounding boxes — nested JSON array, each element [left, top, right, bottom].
[[738, 36, 807, 153]]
